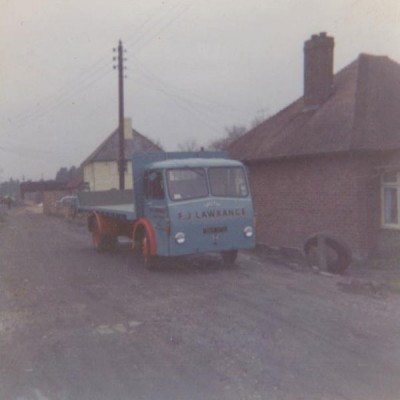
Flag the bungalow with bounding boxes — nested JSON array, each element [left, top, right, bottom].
[[230, 33, 400, 259]]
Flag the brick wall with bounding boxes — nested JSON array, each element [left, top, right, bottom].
[[248, 154, 381, 259]]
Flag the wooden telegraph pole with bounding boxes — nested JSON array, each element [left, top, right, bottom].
[[116, 40, 126, 190]]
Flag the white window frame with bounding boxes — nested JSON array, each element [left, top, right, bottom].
[[381, 170, 400, 229]]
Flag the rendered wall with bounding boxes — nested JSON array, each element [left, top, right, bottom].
[[83, 161, 133, 191]]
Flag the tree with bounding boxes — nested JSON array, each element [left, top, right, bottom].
[[55, 167, 69, 183], [250, 116, 264, 129], [251, 108, 269, 129], [67, 166, 77, 181], [55, 166, 78, 183], [178, 139, 200, 152], [208, 125, 247, 151], [0, 178, 20, 198]]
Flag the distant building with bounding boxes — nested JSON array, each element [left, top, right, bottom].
[[230, 33, 400, 259], [82, 118, 162, 191], [20, 180, 65, 201]]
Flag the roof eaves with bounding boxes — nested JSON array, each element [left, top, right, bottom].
[[241, 149, 368, 165]]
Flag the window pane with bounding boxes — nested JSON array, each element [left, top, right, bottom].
[[384, 187, 398, 224], [209, 167, 249, 198], [167, 168, 208, 201], [144, 170, 164, 200]]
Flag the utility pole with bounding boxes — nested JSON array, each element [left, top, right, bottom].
[[115, 40, 126, 190]]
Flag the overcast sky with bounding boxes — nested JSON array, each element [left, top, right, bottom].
[[1, 0, 400, 181]]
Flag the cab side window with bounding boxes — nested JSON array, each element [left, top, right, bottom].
[[144, 170, 164, 200]]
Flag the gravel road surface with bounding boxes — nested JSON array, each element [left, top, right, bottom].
[[1, 205, 400, 400]]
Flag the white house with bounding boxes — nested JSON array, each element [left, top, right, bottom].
[[82, 118, 162, 191]]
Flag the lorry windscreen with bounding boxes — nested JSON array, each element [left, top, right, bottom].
[[208, 167, 249, 197], [167, 168, 208, 201]]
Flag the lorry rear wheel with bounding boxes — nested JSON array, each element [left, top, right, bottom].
[[93, 232, 116, 252], [221, 250, 238, 265], [104, 235, 117, 250], [93, 230, 106, 251], [92, 219, 116, 252]]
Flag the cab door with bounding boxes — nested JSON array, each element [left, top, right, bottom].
[[143, 169, 170, 255]]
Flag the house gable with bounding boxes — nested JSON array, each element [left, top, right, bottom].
[[82, 123, 162, 191]]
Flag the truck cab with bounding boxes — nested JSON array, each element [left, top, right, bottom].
[[138, 156, 255, 263]]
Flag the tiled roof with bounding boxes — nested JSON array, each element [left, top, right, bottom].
[[230, 54, 400, 162], [82, 127, 162, 165]]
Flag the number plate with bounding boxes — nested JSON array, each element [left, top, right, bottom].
[[203, 226, 227, 234]]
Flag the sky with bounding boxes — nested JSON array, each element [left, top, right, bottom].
[[1, 0, 400, 181]]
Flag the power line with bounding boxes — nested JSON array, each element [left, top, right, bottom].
[[133, 74, 227, 136], [125, 0, 192, 53], [2, 0, 249, 159], [12, 65, 113, 127], [134, 56, 246, 114], [131, 58, 248, 131], [11, 60, 112, 124], [124, 0, 188, 47], [6, 0, 189, 131]]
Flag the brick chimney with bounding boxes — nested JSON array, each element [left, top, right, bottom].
[[303, 32, 334, 109]]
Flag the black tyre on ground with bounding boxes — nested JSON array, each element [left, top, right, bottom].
[[303, 233, 352, 274]]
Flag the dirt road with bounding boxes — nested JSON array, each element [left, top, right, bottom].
[[1, 205, 400, 400]]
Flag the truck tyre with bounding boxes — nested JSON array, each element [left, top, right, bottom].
[[221, 250, 238, 265], [303, 233, 352, 274], [140, 231, 158, 269], [91, 218, 116, 252], [104, 235, 117, 250], [93, 232, 116, 252], [92, 230, 106, 252]]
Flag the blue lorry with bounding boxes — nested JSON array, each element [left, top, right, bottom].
[[78, 152, 255, 267]]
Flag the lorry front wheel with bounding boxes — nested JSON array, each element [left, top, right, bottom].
[[140, 232, 157, 269], [221, 250, 238, 265]]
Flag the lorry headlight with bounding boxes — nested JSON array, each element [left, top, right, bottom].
[[243, 226, 253, 238], [175, 232, 186, 244]]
